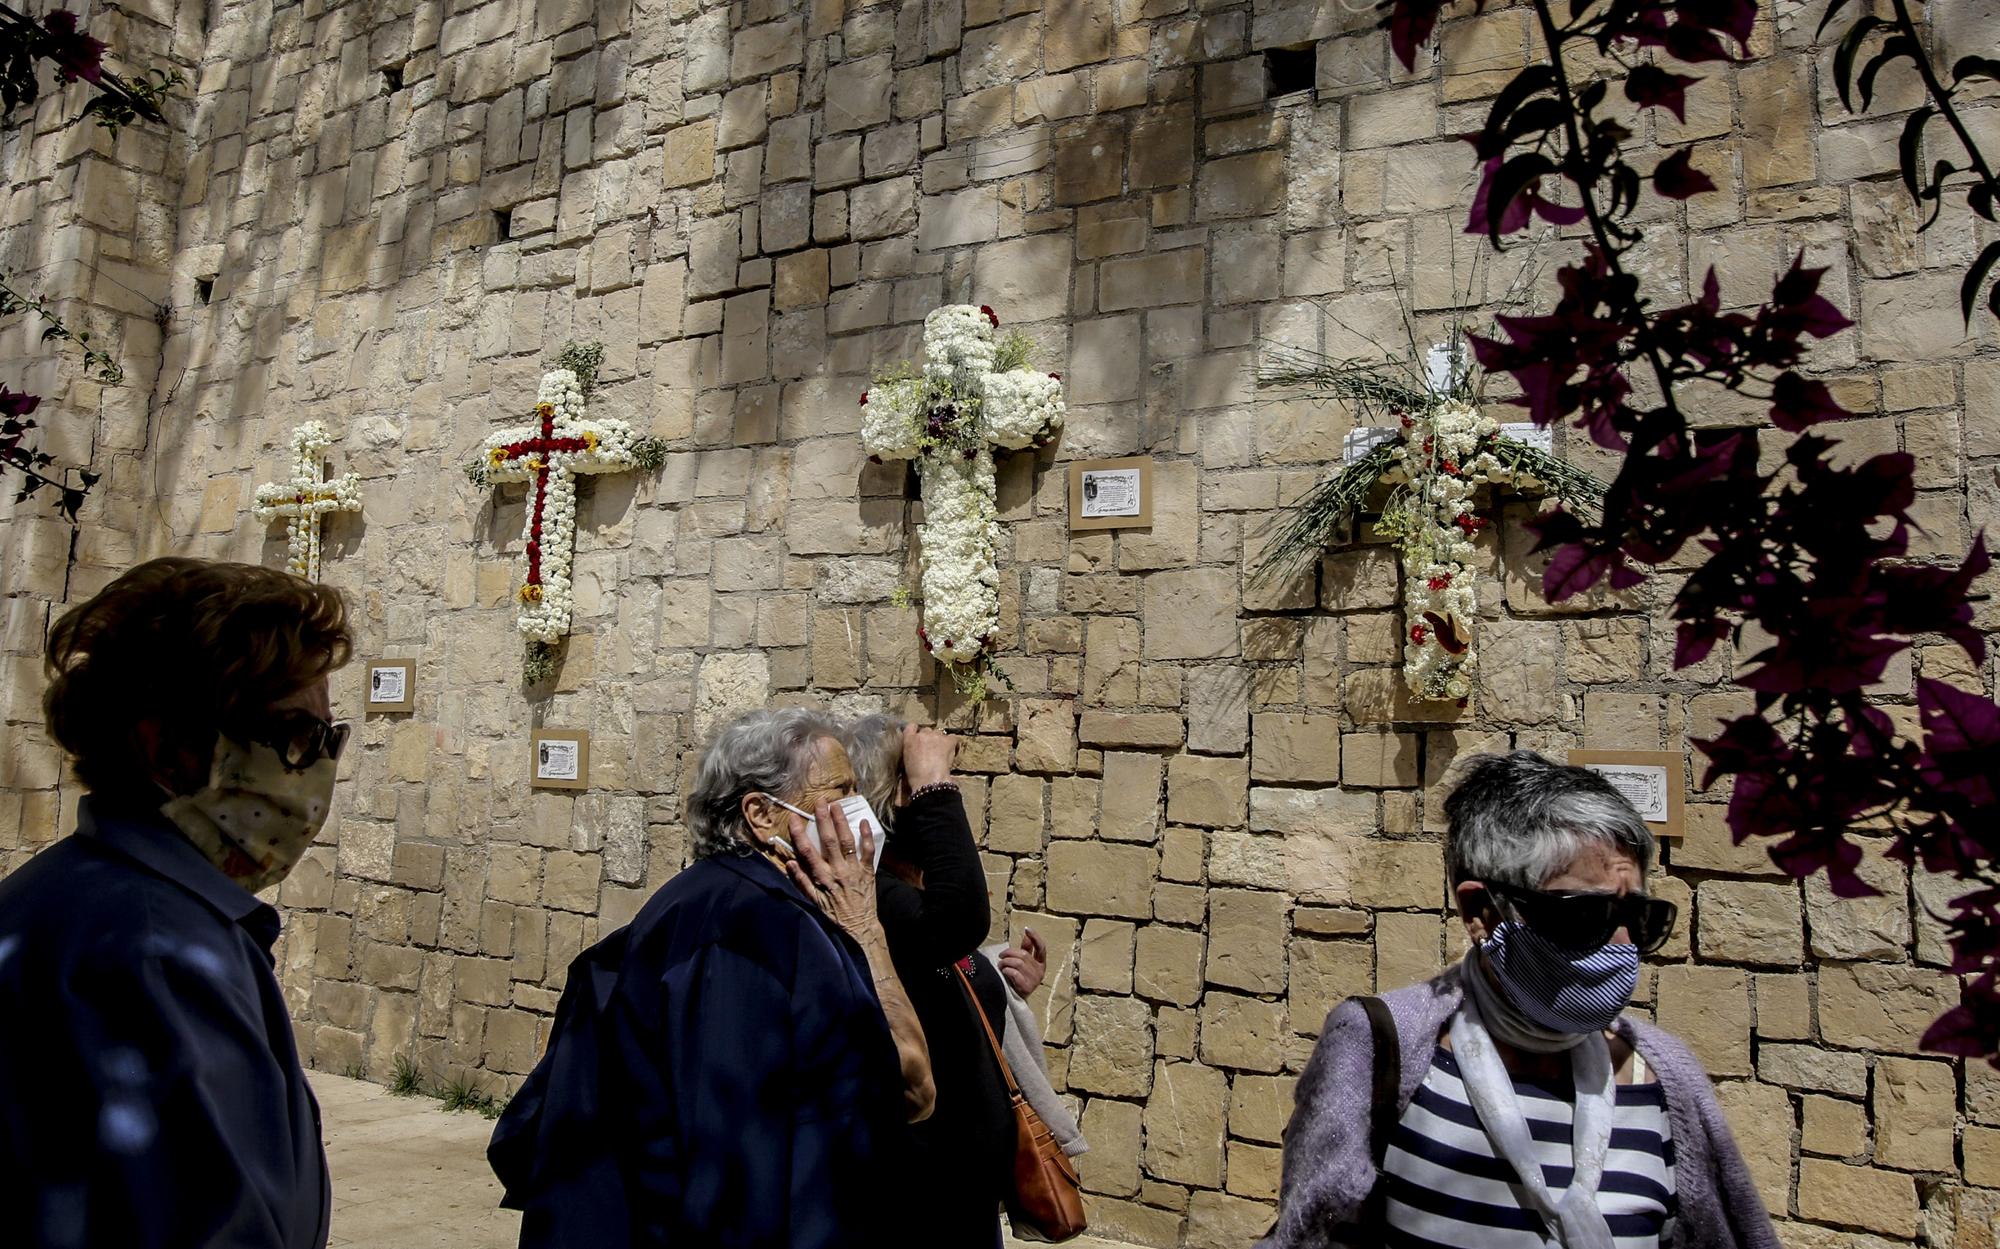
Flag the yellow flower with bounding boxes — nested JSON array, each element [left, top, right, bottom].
[[582, 431, 599, 451], [525, 458, 542, 472], [518, 584, 543, 604], [536, 402, 555, 418], [487, 447, 508, 467]]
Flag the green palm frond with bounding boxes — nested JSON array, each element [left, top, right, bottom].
[[1253, 441, 1402, 581]]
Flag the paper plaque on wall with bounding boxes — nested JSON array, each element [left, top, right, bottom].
[[531, 729, 590, 791], [1568, 749, 1684, 838], [365, 660, 415, 713], [1068, 456, 1152, 531]]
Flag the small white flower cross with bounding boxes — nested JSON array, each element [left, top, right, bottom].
[[253, 422, 362, 581]]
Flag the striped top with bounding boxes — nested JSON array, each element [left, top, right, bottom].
[[1380, 1045, 1678, 1249]]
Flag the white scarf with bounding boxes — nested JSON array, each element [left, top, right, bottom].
[[1450, 984, 1618, 1249]]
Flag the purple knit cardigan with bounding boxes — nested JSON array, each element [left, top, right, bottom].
[[1262, 966, 1781, 1249]]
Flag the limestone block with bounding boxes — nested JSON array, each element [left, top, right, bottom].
[[663, 119, 716, 188], [1798, 1160, 1918, 1239], [693, 652, 772, 737], [1069, 315, 1142, 405], [960, 16, 1040, 92], [1800, 1095, 1867, 1158], [1290, 938, 1372, 1036], [1677, 801, 1787, 876], [1080, 1097, 1142, 1196], [1167, 755, 1249, 829], [971, 233, 1074, 322], [1136, 924, 1206, 1005], [1188, 666, 1252, 753], [1078, 711, 1184, 749], [1100, 753, 1164, 842], [1741, 57, 1815, 189], [1875, 1056, 1956, 1172], [1100, 249, 1204, 311], [1067, 994, 1154, 1097], [1715, 1079, 1794, 1213], [1200, 992, 1286, 1072], [918, 185, 1000, 250], [1473, 617, 1566, 725], [1375, 911, 1444, 993], [1053, 117, 1126, 205], [1697, 880, 1804, 967], [1805, 837, 1910, 960], [1340, 732, 1419, 789], [1189, 1191, 1277, 1246], [1083, 616, 1141, 704], [1207, 889, 1288, 993], [1196, 150, 1283, 220], [1967, 1126, 2000, 1187], [1251, 713, 1340, 783], [1818, 963, 1957, 1055], [1758, 1043, 1868, 1097], [1044, 0, 1112, 70], [825, 53, 893, 134], [1655, 965, 1751, 1077], [987, 773, 1046, 854], [1046, 840, 1156, 918], [1754, 973, 1813, 1041], [849, 176, 916, 241], [1079, 918, 1136, 993], [1144, 1060, 1228, 1185], [1279, 824, 1442, 910], [1344, 668, 1469, 726], [1017, 699, 1078, 774], [730, 18, 803, 81]]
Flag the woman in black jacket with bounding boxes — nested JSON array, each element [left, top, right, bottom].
[[842, 715, 1016, 1249]]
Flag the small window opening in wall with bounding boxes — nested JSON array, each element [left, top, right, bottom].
[[195, 277, 214, 305], [382, 64, 403, 93], [493, 208, 512, 241], [1264, 44, 1316, 99]]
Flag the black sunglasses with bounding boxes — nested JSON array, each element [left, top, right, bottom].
[[237, 710, 351, 771], [1484, 882, 1678, 955]]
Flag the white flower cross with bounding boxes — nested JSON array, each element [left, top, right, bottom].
[[253, 421, 363, 581]]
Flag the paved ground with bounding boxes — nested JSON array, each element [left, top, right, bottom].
[[313, 1070, 1136, 1249]]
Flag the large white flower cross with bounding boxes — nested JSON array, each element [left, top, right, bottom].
[[862, 305, 1065, 680], [253, 421, 362, 581], [477, 369, 652, 643]]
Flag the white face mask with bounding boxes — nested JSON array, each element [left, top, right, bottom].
[[161, 734, 337, 895], [762, 793, 884, 870]]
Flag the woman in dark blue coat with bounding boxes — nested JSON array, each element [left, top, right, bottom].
[[489, 707, 934, 1249]]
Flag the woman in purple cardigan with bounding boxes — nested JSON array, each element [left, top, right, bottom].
[[1266, 751, 1779, 1249]]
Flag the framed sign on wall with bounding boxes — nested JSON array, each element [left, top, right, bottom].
[[1068, 455, 1153, 531], [365, 660, 415, 714], [531, 729, 590, 791], [1568, 749, 1685, 838]]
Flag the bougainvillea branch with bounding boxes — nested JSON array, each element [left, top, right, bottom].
[[1819, 0, 2000, 320], [1383, 0, 2000, 1056]]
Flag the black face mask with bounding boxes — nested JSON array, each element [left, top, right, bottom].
[[1482, 882, 1678, 955]]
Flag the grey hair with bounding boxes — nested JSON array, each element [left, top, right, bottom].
[[1444, 750, 1654, 889], [687, 707, 842, 860], [839, 713, 906, 834]]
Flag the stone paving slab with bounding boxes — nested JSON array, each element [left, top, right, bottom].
[[312, 1071, 1136, 1249]]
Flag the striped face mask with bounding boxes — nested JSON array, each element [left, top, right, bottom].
[[1481, 920, 1640, 1035]]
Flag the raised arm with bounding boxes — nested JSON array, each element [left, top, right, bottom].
[[787, 801, 935, 1122], [873, 726, 989, 965]]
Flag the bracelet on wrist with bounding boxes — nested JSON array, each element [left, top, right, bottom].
[[909, 780, 960, 802]]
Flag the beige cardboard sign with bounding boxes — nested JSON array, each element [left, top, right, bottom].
[[1568, 749, 1685, 838], [1068, 456, 1153, 531]]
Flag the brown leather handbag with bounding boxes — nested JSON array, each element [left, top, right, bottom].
[[954, 963, 1089, 1243]]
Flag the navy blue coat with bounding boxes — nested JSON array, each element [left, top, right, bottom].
[[490, 852, 914, 1249], [0, 798, 330, 1249]]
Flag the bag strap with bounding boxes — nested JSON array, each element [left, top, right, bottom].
[[1358, 994, 1401, 1167], [954, 960, 1024, 1098]]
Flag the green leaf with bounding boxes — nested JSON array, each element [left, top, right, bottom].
[[1961, 240, 2000, 323], [1899, 105, 1936, 204], [1858, 34, 1920, 111], [1833, 15, 1885, 114]]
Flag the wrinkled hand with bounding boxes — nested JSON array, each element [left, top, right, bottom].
[[901, 723, 958, 791], [998, 928, 1047, 997], [786, 800, 881, 939]]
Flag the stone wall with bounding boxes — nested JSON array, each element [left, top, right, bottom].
[[3, 0, 2000, 1244]]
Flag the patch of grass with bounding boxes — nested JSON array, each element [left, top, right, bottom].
[[387, 1055, 426, 1098], [438, 1073, 508, 1119]]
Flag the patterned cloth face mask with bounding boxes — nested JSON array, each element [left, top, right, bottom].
[[1480, 920, 1641, 1035], [161, 732, 341, 895]]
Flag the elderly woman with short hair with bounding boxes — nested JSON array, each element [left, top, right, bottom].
[[491, 707, 933, 1249], [1266, 751, 1779, 1249]]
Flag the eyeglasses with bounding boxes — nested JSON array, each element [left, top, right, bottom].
[[238, 710, 351, 771], [1485, 882, 1678, 955]]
